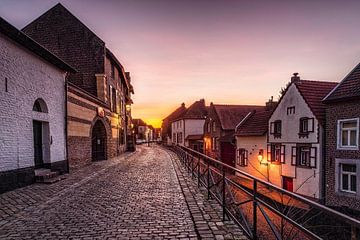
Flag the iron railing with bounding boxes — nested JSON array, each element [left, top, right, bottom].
[[170, 145, 360, 240]]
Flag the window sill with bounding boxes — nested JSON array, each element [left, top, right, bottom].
[[337, 146, 359, 151], [298, 132, 309, 138]]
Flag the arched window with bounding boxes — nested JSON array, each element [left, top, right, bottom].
[[32, 98, 48, 113]]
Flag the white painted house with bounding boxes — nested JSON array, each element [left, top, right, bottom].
[[171, 99, 208, 152], [0, 17, 75, 193], [267, 73, 337, 200], [235, 102, 281, 187]]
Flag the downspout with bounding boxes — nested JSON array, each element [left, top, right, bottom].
[[65, 72, 70, 173], [322, 124, 326, 205]]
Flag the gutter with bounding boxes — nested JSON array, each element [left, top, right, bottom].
[[65, 73, 70, 173]]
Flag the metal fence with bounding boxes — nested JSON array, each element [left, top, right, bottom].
[[170, 145, 360, 240]]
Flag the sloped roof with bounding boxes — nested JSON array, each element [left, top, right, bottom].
[[186, 134, 203, 140], [323, 63, 360, 102], [181, 99, 208, 119], [295, 80, 337, 123], [0, 17, 75, 72], [219, 132, 235, 142], [132, 118, 146, 126], [163, 103, 187, 121], [236, 107, 272, 136], [213, 104, 263, 130]]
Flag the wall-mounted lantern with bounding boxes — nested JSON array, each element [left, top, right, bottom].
[[258, 149, 267, 165]]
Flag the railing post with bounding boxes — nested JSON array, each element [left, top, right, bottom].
[[253, 180, 257, 240], [222, 166, 226, 221], [207, 159, 210, 200], [351, 225, 357, 240], [197, 154, 201, 186], [191, 155, 195, 178]]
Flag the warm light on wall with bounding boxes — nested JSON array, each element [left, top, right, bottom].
[[258, 149, 267, 165]]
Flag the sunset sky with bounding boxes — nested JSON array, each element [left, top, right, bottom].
[[1, 0, 360, 128]]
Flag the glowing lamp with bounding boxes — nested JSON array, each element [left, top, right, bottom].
[[258, 149, 267, 165]]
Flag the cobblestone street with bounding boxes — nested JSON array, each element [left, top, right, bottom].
[[0, 145, 245, 239]]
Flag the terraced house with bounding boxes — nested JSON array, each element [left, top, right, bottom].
[[23, 3, 134, 169], [203, 103, 262, 167], [171, 99, 208, 152], [323, 62, 360, 213], [161, 103, 187, 145], [268, 73, 337, 200], [0, 17, 75, 193]]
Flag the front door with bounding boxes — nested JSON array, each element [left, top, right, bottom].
[[283, 176, 293, 192], [91, 120, 107, 161], [220, 142, 236, 168], [33, 120, 43, 168]]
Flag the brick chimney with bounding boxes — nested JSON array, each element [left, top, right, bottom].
[[265, 96, 277, 111], [291, 72, 300, 83], [181, 102, 185, 107]]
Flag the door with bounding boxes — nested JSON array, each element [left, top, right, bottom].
[[283, 176, 293, 192], [33, 120, 43, 168], [220, 142, 236, 168], [91, 120, 107, 161]]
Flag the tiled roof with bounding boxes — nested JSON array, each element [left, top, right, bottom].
[[323, 63, 360, 102], [0, 17, 75, 73], [236, 107, 272, 136], [295, 80, 338, 123], [213, 105, 263, 130], [219, 132, 235, 142], [132, 118, 146, 126], [181, 99, 208, 119], [163, 104, 187, 121]]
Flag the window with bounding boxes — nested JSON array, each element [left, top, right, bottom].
[[299, 117, 314, 136], [338, 119, 359, 149], [32, 98, 48, 113], [237, 149, 248, 166], [291, 145, 317, 168], [270, 120, 282, 137], [173, 133, 176, 143], [212, 137, 218, 151], [111, 64, 115, 79], [267, 144, 285, 164], [111, 87, 117, 112], [287, 106, 295, 115], [207, 122, 211, 133], [340, 164, 356, 193], [212, 122, 216, 132], [178, 132, 183, 144]]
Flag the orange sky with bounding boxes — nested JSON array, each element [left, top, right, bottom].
[[2, 0, 360, 128]]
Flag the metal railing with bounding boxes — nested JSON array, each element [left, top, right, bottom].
[[170, 145, 360, 240]]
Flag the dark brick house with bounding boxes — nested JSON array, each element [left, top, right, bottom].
[[203, 103, 262, 167], [323, 63, 360, 212], [23, 3, 134, 169]]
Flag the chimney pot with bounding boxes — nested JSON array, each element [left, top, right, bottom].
[[291, 72, 300, 83]]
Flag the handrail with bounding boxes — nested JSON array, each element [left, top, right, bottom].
[[172, 144, 360, 239]]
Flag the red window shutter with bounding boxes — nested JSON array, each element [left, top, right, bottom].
[[291, 147, 297, 166], [310, 147, 317, 168], [267, 144, 272, 162], [280, 145, 285, 163]]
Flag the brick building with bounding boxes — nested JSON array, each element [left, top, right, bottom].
[[23, 3, 134, 169], [204, 103, 263, 167], [323, 63, 360, 212], [0, 17, 75, 193]]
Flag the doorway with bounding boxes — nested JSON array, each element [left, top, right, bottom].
[[33, 120, 43, 168], [91, 120, 107, 161], [283, 176, 293, 192]]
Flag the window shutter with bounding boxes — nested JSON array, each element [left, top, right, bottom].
[[280, 145, 285, 163], [270, 122, 275, 134], [308, 118, 314, 132], [310, 147, 317, 168], [267, 144, 272, 162], [291, 147, 297, 166], [236, 149, 240, 165], [244, 150, 248, 166]]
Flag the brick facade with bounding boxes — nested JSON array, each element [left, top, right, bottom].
[[204, 107, 222, 159], [325, 100, 360, 211], [23, 3, 133, 169]]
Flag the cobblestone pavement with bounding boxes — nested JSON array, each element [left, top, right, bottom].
[[0, 145, 245, 239]]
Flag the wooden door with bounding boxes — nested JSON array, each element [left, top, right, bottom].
[[220, 142, 236, 168], [283, 176, 293, 192], [33, 120, 43, 168]]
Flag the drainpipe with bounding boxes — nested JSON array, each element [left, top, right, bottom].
[[322, 125, 326, 205], [65, 73, 70, 174]]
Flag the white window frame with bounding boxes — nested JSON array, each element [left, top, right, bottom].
[[337, 118, 359, 150], [340, 164, 357, 194]]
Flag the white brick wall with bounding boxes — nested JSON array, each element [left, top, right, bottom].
[[0, 33, 67, 172]]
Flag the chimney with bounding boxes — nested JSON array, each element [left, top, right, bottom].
[[291, 72, 300, 83], [265, 96, 277, 111], [181, 102, 185, 107]]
